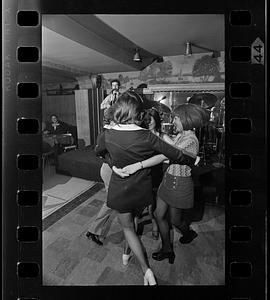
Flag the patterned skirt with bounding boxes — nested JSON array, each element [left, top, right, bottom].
[[157, 172, 194, 209]]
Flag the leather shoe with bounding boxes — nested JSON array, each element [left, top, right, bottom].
[[86, 231, 103, 246], [152, 250, 175, 264], [179, 230, 198, 244]]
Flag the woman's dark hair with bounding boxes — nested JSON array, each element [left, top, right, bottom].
[[136, 83, 147, 89], [112, 91, 144, 125], [173, 103, 209, 130], [143, 107, 162, 133]]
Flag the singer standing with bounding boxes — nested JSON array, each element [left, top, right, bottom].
[[101, 79, 121, 110], [86, 79, 121, 246]]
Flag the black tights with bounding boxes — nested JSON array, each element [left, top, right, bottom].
[[155, 197, 191, 252]]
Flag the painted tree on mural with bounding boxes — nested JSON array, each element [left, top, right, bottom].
[[192, 55, 220, 82], [138, 63, 156, 82], [157, 61, 173, 79], [138, 60, 173, 83], [118, 74, 130, 85]]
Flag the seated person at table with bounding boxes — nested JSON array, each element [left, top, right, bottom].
[[46, 114, 69, 135], [45, 115, 73, 156]]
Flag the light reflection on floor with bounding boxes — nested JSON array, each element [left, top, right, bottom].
[[42, 165, 95, 219]]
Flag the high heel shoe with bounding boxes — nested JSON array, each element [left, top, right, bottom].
[[179, 230, 198, 244], [144, 268, 157, 285], [152, 250, 175, 264], [122, 253, 132, 266]]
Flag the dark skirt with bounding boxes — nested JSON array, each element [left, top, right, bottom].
[[107, 170, 153, 213], [158, 172, 194, 209]]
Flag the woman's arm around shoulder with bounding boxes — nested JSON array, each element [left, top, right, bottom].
[[147, 131, 197, 167], [161, 133, 174, 145]]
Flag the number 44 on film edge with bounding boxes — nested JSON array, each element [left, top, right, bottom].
[[251, 37, 264, 65]]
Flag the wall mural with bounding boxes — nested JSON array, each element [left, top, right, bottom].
[[101, 51, 225, 91]]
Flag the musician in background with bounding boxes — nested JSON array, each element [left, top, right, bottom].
[[101, 79, 121, 110]]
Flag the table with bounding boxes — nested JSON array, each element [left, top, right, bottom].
[[43, 133, 73, 147]]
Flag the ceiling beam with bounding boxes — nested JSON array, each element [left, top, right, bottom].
[[43, 60, 89, 77], [42, 15, 159, 72], [42, 65, 80, 84]]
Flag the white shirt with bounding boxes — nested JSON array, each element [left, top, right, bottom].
[[100, 91, 121, 110]]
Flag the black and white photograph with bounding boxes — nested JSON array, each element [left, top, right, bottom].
[[2, 0, 268, 297], [41, 14, 225, 285], [2, 0, 267, 298]]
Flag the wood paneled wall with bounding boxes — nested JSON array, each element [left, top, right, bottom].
[[75, 90, 91, 147], [88, 88, 106, 145], [42, 93, 77, 126], [75, 89, 106, 147]]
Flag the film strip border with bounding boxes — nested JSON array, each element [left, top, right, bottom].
[[226, 5, 266, 300], [2, 0, 266, 299]]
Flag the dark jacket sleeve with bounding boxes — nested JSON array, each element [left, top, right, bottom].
[[95, 131, 107, 157], [147, 131, 196, 167], [95, 131, 112, 166]]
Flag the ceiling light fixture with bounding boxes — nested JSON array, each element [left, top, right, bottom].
[[185, 42, 221, 58], [133, 48, 142, 62], [185, 42, 192, 57]]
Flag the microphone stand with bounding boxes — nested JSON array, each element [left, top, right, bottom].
[[111, 90, 118, 105]]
